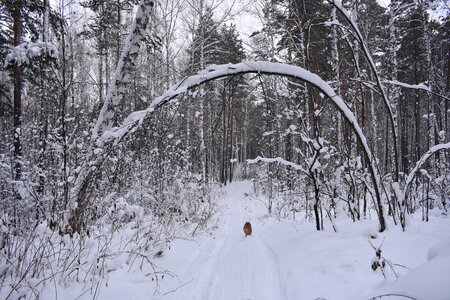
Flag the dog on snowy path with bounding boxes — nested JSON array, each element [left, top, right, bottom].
[[243, 222, 252, 236]]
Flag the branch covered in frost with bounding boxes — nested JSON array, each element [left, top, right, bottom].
[[384, 80, 430, 92], [383, 80, 450, 101], [328, 0, 399, 182], [4, 42, 58, 68], [404, 142, 450, 196], [94, 60, 385, 230], [92, 0, 156, 139], [247, 156, 309, 176], [69, 0, 155, 232]]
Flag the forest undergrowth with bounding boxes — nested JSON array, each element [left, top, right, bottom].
[[0, 181, 221, 299]]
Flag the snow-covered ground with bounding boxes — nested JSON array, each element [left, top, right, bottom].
[[38, 181, 450, 299]]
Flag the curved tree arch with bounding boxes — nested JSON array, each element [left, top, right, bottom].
[[327, 0, 399, 182], [395, 142, 450, 230], [72, 61, 387, 232]]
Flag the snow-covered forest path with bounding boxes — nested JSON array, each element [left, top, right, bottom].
[[31, 181, 450, 300], [184, 181, 286, 300]]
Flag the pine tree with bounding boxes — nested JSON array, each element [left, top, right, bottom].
[[217, 24, 246, 183], [188, 6, 221, 72], [12, 0, 23, 205], [395, 0, 428, 171], [1, 0, 61, 224]]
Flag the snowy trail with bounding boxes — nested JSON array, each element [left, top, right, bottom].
[[187, 181, 286, 300], [35, 180, 450, 300]]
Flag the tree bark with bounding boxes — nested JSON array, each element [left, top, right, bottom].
[[12, 0, 22, 206], [60, 4, 69, 210], [69, 0, 155, 233], [329, 0, 399, 183]]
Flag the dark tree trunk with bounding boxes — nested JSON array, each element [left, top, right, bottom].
[[221, 89, 227, 184], [60, 13, 69, 210], [228, 89, 233, 183], [313, 180, 321, 231], [12, 0, 22, 205]]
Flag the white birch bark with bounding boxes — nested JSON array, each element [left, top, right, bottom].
[[68, 0, 155, 232], [43, 0, 49, 43], [92, 0, 155, 139], [330, 7, 342, 147]]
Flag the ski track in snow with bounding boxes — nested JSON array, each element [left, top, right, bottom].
[[26, 180, 450, 300], [187, 182, 286, 300]]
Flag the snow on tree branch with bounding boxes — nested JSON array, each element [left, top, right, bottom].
[[383, 80, 450, 101], [247, 156, 309, 176], [328, 0, 400, 183], [95, 60, 386, 230], [384, 80, 431, 92], [99, 61, 378, 179], [404, 142, 450, 195], [4, 42, 58, 68], [92, 0, 155, 139], [98, 61, 371, 153], [394, 141, 450, 230]]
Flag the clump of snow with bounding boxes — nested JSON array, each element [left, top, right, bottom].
[[385, 80, 431, 92], [324, 19, 340, 27], [4, 42, 57, 68], [371, 237, 450, 300]]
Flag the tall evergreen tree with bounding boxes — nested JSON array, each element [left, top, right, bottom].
[[395, 0, 428, 171], [217, 24, 246, 183]]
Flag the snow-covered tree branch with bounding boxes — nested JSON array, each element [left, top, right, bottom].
[[93, 60, 387, 231], [247, 156, 309, 177], [327, 0, 400, 182], [68, 0, 156, 233], [396, 142, 450, 230], [1, 1, 450, 298]]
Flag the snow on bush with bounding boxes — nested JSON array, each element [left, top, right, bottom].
[[0, 179, 221, 299]]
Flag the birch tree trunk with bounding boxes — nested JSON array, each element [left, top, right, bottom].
[[387, 5, 400, 175], [330, 7, 342, 148], [43, 0, 49, 43], [68, 0, 155, 233]]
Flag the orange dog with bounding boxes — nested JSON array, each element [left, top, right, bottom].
[[243, 222, 252, 236]]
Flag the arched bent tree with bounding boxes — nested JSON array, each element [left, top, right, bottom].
[[71, 61, 387, 232]]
